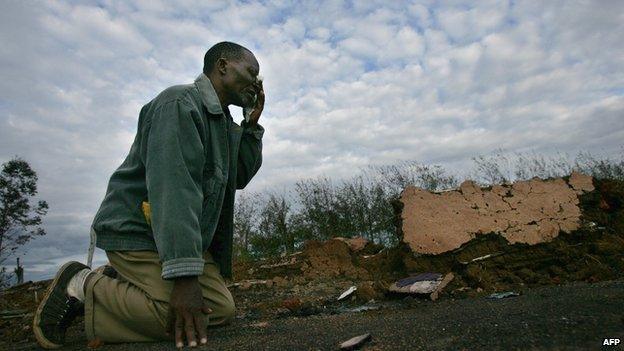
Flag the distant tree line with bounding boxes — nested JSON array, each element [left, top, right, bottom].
[[233, 149, 624, 261]]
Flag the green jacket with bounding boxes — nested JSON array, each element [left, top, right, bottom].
[[91, 73, 263, 279]]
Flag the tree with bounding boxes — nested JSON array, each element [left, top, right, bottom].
[[0, 157, 49, 269], [257, 192, 293, 253], [371, 161, 459, 197], [294, 177, 339, 240], [233, 192, 258, 259]]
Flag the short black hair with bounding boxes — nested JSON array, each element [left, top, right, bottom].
[[203, 41, 252, 74]]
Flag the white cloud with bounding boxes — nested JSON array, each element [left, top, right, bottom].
[[0, 0, 622, 280], [435, 1, 509, 43]]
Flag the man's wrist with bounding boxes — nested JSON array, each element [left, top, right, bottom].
[[161, 257, 204, 279], [173, 275, 199, 284], [242, 120, 264, 139]]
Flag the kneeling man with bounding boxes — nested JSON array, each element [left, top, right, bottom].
[[34, 41, 265, 349]]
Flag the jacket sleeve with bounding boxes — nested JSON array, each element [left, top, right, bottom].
[[236, 120, 264, 189], [140, 99, 205, 279]]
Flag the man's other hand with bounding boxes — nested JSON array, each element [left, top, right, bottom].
[[166, 276, 212, 348]]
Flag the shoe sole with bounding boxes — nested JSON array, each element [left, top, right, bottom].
[[33, 261, 82, 349]]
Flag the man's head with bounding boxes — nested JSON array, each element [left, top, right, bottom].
[[203, 41, 260, 108]]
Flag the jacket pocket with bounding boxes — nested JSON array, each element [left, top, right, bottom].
[[201, 170, 226, 238]]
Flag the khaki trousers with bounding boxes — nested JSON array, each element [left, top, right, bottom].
[[84, 250, 235, 342]]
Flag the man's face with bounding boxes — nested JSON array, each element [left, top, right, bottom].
[[222, 51, 260, 108]]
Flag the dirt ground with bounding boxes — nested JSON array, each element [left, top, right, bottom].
[[2, 279, 623, 350]]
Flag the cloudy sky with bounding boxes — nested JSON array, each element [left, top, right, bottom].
[[1, 0, 622, 281]]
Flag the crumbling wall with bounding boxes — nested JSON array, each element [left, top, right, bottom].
[[400, 172, 595, 254]]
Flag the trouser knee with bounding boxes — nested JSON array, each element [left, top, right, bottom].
[[210, 296, 235, 326]]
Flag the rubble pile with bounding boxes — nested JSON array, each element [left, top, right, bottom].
[[232, 173, 623, 302], [299, 239, 371, 280], [400, 175, 624, 293], [241, 237, 386, 282]]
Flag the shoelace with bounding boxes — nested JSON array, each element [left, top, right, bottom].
[[57, 298, 80, 328]]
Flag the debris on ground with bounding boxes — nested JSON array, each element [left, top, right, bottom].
[[281, 298, 302, 311], [228, 279, 268, 290], [355, 281, 383, 301], [250, 321, 269, 328], [0, 309, 29, 317], [337, 286, 357, 301], [388, 273, 454, 301], [339, 333, 372, 350], [459, 252, 504, 265], [340, 304, 380, 313], [488, 291, 520, 299]]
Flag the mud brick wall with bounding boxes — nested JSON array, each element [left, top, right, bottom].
[[400, 172, 595, 254]]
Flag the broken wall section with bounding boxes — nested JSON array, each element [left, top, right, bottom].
[[400, 172, 595, 254]]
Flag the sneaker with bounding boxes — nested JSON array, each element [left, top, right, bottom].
[[33, 261, 89, 349]]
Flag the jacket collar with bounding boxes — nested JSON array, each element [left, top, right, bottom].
[[194, 73, 224, 115]]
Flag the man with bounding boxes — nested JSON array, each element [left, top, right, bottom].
[[33, 41, 265, 348]]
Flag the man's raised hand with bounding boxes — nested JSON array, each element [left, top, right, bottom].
[[248, 80, 264, 125]]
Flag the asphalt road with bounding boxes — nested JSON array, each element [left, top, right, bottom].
[[13, 279, 624, 350]]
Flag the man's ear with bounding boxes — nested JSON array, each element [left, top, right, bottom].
[[216, 58, 228, 75]]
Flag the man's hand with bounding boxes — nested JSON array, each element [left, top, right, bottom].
[[166, 276, 212, 348], [248, 80, 264, 125]]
